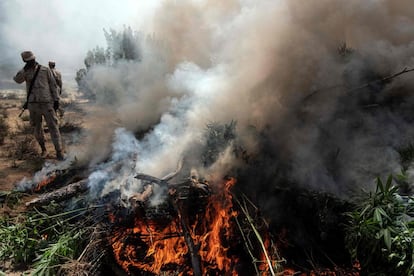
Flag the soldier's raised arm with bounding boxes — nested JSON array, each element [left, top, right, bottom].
[[13, 68, 25, 84]]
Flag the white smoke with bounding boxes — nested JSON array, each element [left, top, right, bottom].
[[70, 0, 414, 198], [0, 0, 159, 79], [87, 128, 138, 197], [15, 158, 74, 192], [11, 0, 414, 200]]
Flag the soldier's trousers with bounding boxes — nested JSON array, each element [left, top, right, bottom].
[[28, 103, 63, 153]]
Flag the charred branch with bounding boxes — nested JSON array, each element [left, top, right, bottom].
[[303, 67, 414, 102], [347, 67, 414, 93], [134, 173, 210, 200], [173, 199, 202, 276], [26, 179, 88, 207]]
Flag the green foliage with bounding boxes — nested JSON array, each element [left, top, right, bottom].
[[84, 46, 107, 69], [75, 68, 89, 95], [0, 216, 39, 264], [104, 26, 141, 63], [395, 169, 412, 195], [200, 120, 252, 168], [0, 206, 90, 272], [345, 175, 414, 275], [0, 191, 23, 208], [202, 121, 237, 166], [81, 27, 143, 70], [31, 230, 85, 276], [75, 26, 143, 97]]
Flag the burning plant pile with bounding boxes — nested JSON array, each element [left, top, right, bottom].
[[9, 123, 285, 275], [109, 176, 278, 275], [2, 0, 414, 275]]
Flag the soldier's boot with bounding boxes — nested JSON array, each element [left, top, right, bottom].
[[56, 151, 64, 161], [40, 143, 48, 158]]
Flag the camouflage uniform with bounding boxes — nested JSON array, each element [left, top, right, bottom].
[[14, 52, 64, 159], [49, 61, 62, 94], [49, 61, 64, 117]]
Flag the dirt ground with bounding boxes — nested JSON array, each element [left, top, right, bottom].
[[0, 89, 84, 213]]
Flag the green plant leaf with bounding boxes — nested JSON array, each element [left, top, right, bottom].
[[345, 174, 414, 274], [374, 208, 383, 225], [383, 228, 392, 250], [377, 207, 391, 222], [360, 204, 371, 217], [385, 175, 393, 193], [377, 177, 384, 193]]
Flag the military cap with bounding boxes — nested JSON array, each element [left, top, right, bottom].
[[21, 51, 35, 62]]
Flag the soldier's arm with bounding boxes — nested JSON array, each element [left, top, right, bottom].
[[47, 68, 59, 101], [13, 69, 25, 83]]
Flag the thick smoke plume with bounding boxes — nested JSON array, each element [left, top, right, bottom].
[[77, 0, 414, 198], [14, 1, 414, 202]]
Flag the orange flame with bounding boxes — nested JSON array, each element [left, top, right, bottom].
[[110, 177, 240, 275], [257, 231, 274, 274], [34, 174, 57, 192], [192, 177, 238, 272], [111, 219, 189, 274]]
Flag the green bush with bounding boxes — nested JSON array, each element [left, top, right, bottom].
[[345, 175, 414, 275], [0, 216, 40, 264], [31, 230, 85, 276], [0, 206, 90, 273]]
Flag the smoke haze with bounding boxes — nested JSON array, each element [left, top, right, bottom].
[[0, 0, 159, 78], [6, 1, 414, 200]]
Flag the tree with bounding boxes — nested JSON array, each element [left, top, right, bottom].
[[75, 26, 142, 97]]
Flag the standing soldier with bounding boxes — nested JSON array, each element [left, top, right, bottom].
[[48, 61, 62, 94], [14, 51, 64, 160], [48, 61, 64, 117]]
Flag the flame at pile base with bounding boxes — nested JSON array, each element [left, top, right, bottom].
[[109, 177, 277, 275]]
